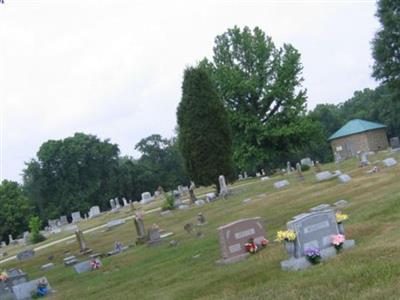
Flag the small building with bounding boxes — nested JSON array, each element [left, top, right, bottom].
[[328, 119, 389, 160]]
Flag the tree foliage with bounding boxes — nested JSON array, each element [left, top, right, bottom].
[[0, 180, 33, 243], [372, 0, 400, 87], [177, 65, 234, 188], [203, 26, 307, 170]]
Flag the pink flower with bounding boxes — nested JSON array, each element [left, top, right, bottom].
[[331, 234, 345, 246]]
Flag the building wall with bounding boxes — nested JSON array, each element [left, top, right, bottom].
[[330, 133, 369, 160], [330, 128, 389, 160], [365, 128, 389, 152]]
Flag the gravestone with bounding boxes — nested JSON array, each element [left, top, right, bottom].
[[219, 175, 228, 197], [382, 157, 397, 167], [359, 151, 370, 166], [59, 215, 68, 226], [12, 277, 52, 300], [110, 199, 116, 210], [216, 217, 267, 265], [74, 259, 102, 274], [88, 206, 101, 218], [261, 176, 269, 181], [63, 256, 78, 266], [338, 174, 352, 183], [238, 174, 243, 180], [16, 249, 35, 261], [315, 171, 333, 182], [147, 227, 162, 246], [41, 263, 55, 271], [197, 213, 206, 225], [75, 230, 90, 253], [4, 269, 28, 286], [296, 163, 304, 181], [274, 180, 289, 189], [281, 210, 355, 271], [309, 204, 331, 212], [71, 211, 82, 223], [244, 172, 248, 179], [122, 198, 128, 207], [115, 198, 121, 209], [107, 219, 125, 230], [286, 161, 291, 174], [205, 192, 216, 202], [134, 214, 147, 244], [141, 192, 153, 204], [301, 158, 313, 166], [390, 137, 400, 149], [261, 169, 266, 176], [194, 199, 205, 206]]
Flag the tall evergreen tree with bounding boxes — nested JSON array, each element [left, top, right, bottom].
[[177, 66, 234, 190], [372, 0, 400, 87]]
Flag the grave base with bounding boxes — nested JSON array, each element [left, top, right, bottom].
[[215, 253, 250, 266], [280, 240, 355, 271]]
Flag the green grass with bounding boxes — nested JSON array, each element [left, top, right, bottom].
[[2, 151, 400, 299]]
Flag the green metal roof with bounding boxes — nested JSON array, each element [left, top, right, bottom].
[[328, 119, 386, 141]]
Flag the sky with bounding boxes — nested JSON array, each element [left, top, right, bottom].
[[1, 0, 380, 182]]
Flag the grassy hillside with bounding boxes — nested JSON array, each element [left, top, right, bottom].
[[2, 151, 400, 300]]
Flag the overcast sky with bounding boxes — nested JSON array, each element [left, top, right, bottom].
[[1, 0, 379, 182]]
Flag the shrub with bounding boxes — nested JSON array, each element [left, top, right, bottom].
[[301, 164, 310, 172], [29, 216, 46, 244], [162, 193, 175, 211]]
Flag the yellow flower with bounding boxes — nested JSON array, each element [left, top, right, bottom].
[[336, 213, 349, 223], [275, 230, 296, 242]]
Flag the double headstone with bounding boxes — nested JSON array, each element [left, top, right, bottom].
[[280, 209, 355, 271], [12, 277, 52, 300], [383, 157, 397, 167], [216, 217, 267, 265]]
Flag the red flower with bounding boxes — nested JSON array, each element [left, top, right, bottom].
[[261, 238, 269, 247]]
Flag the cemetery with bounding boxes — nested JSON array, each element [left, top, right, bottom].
[[0, 151, 399, 299]]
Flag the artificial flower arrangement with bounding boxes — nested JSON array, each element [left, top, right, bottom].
[[90, 259, 101, 270], [36, 278, 48, 297], [336, 212, 349, 223], [275, 230, 296, 242], [304, 247, 321, 265], [331, 234, 345, 251], [244, 237, 269, 254], [0, 271, 8, 282]]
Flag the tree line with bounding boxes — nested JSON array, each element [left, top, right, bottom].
[[1, 0, 398, 243]]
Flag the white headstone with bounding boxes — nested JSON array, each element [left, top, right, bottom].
[[141, 192, 153, 204], [338, 174, 352, 183], [219, 175, 228, 196], [274, 180, 289, 189], [122, 198, 128, 206], [88, 206, 101, 218], [382, 157, 397, 167], [315, 171, 333, 182], [71, 211, 82, 223]]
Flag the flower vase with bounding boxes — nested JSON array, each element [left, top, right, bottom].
[[337, 222, 345, 235], [284, 241, 296, 258]]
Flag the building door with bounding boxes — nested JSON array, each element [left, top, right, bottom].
[[345, 141, 355, 158]]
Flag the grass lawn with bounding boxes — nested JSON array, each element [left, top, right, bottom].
[[2, 151, 400, 300]]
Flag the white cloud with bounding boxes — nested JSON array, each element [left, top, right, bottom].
[[0, 0, 379, 181]]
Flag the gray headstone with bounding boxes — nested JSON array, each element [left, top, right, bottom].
[[219, 175, 228, 196], [315, 171, 333, 182], [16, 249, 35, 261], [382, 157, 397, 167], [390, 137, 400, 149], [287, 210, 338, 258], [74, 259, 102, 274], [59, 216, 68, 226], [41, 263, 55, 271], [107, 219, 125, 229], [110, 199, 116, 210], [338, 174, 352, 183], [141, 192, 153, 204], [71, 211, 82, 223], [12, 277, 52, 300], [300, 158, 313, 166], [274, 180, 289, 189], [88, 206, 101, 218], [194, 199, 206, 206], [147, 228, 162, 246]]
